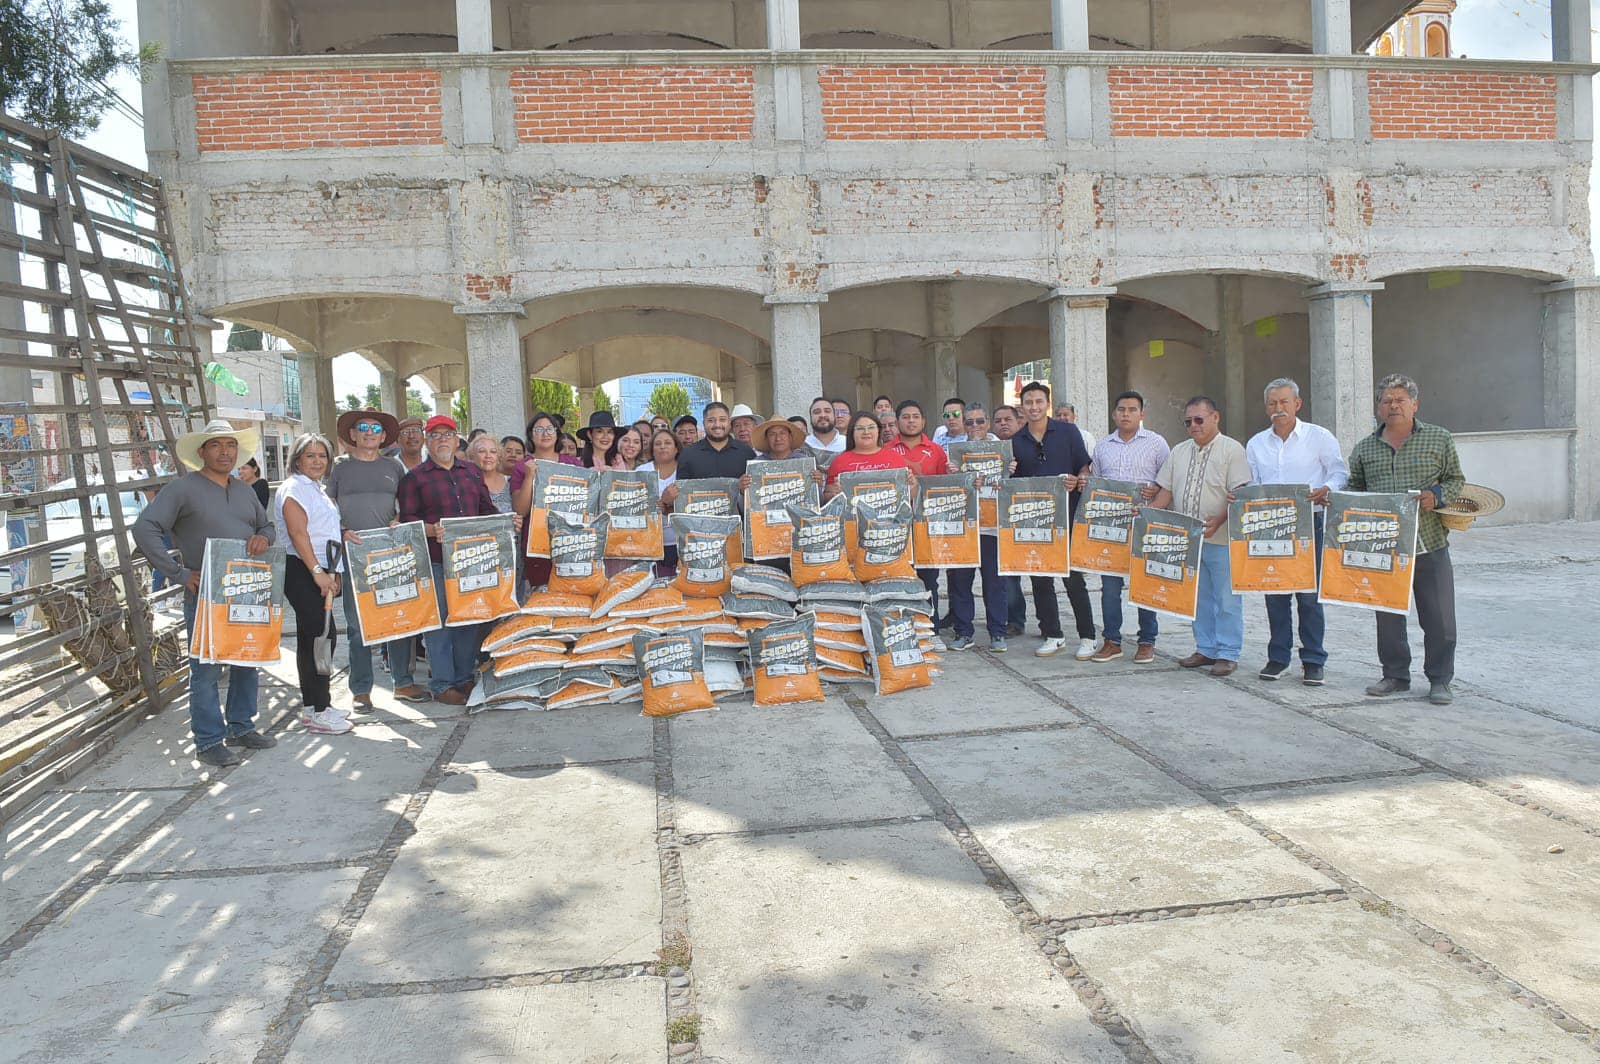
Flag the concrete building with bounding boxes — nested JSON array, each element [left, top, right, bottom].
[[135, 0, 1598, 523]]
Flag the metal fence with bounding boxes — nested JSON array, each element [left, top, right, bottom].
[[0, 112, 212, 821]]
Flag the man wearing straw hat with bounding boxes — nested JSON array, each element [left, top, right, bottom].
[[133, 419, 277, 768], [1347, 373, 1466, 706]]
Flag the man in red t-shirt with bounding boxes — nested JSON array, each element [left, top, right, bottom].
[[889, 400, 953, 649]]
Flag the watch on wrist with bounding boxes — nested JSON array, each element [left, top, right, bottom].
[[312, 565, 326, 575]]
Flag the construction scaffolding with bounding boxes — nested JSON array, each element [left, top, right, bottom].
[[0, 112, 213, 821]]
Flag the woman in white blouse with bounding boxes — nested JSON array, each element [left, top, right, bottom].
[[275, 433, 353, 735]]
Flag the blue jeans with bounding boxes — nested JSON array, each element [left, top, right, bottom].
[[424, 561, 481, 695], [340, 586, 417, 695], [1265, 517, 1326, 666], [916, 567, 941, 627], [1006, 576, 1026, 628], [182, 591, 261, 751], [946, 535, 1009, 640], [1193, 542, 1244, 661], [1100, 574, 1158, 646]]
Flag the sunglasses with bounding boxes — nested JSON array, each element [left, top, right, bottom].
[[1183, 416, 1209, 426], [943, 411, 962, 419], [964, 417, 987, 426], [354, 422, 384, 433]]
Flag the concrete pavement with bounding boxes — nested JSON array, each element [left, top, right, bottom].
[[3, 520, 1598, 1062]]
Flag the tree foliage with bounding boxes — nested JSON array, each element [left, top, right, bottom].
[[589, 386, 618, 420], [645, 382, 692, 424], [0, 0, 151, 138], [528, 378, 577, 423], [451, 391, 470, 428], [405, 388, 429, 420]]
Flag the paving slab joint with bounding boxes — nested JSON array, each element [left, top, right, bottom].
[[653, 718, 703, 1062], [319, 962, 658, 1002], [677, 812, 936, 845], [839, 689, 1162, 1064], [1051, 889, 1350, 931]]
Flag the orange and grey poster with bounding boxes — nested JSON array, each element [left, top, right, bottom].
[[345, 521, 442, 643], [441, 514, 520, 626], [1228, 484, 1316, 594], [1318, 491, 1419, 615], [1129, 508, 1204, 620], [1071, 476, 1141, 576], [948, 440, 1012, 530], [191, 539, 286, 666]]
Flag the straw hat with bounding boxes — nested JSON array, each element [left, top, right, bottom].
[[729, 403, 761, 423], [176, 419, 259, 472], [1436, 484, 1505, 532], [335, 408, 399, 448], [752, 417, 799, 452]]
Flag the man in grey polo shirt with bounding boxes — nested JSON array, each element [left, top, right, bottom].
[[327, 409, 428, 709], [133, 420, 277, 768]]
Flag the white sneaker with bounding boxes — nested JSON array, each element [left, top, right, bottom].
[[301, 708, 353, 734], [928, 635, 948, 652], [1035, 636, 1067, 657], [1075, 638, 1098, 661]]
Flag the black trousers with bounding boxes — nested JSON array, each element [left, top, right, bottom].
[[1377, 547, 1456, 685], [1030, 572, 1095, 640], [284, 556, 332, 710]]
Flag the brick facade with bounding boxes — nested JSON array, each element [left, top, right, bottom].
[[1367, 71, 1557, 140], [1108, 67, 1314, 138], [192, 69, 444, 152], [511, 67, 755, 143], [819, 66, 1047, 140]]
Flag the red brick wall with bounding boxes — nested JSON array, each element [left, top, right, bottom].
[[1108, 67, 1313, 138], [819, 66, 1047, 140], [511, 67, 754, 143], [1368, 71, 1557, 140], [192, 69, 444, 152]]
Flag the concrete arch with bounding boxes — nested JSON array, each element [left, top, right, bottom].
[[208, 294, 466, 358], [823, 276, 1052, 340], [526, 308, 766, 373], [539, 339, 729, 390], [800, 30, 940, 49], [518, 285, 770, 340], [1115, 271, 1322, 333], [548, 31, 729, 50], [1369, 262, 1567, 284]]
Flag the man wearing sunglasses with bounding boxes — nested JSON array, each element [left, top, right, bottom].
[[1014, 381, 1097, 659], [1150, 396, 1252, 677], [931, 397, 966, 446]]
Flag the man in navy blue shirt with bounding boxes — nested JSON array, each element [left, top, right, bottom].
[[1012, 382, 1096, 658]]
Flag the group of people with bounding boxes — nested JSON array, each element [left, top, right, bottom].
[[132, 370, 1464, 769]]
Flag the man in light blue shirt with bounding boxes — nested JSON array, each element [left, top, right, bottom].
[[1244, 377, 1349, 686]]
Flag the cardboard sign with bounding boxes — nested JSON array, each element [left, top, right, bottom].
[[1071, 477, 1141, 577], [345, 521, 442, 643], [190, 538, 286, 666], [995, 477, 1071, 577], [1229, 484, 1316, 594], [1319, 491, 1419, 615], [911, 473, 980, 570], [744, 457, 819, 560], [526, 462, 599, 558], [1128, 508, 1204, 620], [948, 440, 1012, 530], [441, 514, 520, 625], [599, 468, 663, 560]]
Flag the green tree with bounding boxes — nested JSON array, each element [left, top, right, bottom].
[[528, 378, 577, 423], [0, 0, 155, 138], [645, 382, 691, 424], [406, 388, 429, 420], [590, 387, 618, 420], [225, 322, 264, 352], [451, 390, 470, 428], [343, 382, 382, 411]]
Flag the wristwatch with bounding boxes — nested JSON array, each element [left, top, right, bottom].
[[312, 565, 326, 575]]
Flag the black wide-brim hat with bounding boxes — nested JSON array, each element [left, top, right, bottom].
[[576, 411, 619, 442]]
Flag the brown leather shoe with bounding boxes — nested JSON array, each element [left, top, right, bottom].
[[1209, 660, 1237, 677], [352, 693, 373, 713], [1089, 640, 1123, 663], [433, 687, 469, 706], [1133, 644, 1156, 665], [1178, 653, 1216, 669], [394, 684, 430, 704]]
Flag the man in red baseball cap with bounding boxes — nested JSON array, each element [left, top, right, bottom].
[[395, 415, 497, 704]]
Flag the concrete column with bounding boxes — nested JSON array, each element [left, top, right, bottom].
[[766, 295, 826, 418], [735, 358, 761, 413], [756, 342, 776, 414], [1541, 280, 1600, 519], [295, 354, 338, 440], [1313, 0, 1356, 139], [1045, 287, 1116, 437], [1050, 0, 1093, 138], [455, 0, 495, 144], [1552, 0, 1592, 62], [1209, 276, 1248, 438], [1307, 282, 1384, 458], [924, 282, 959, 406], [988, 370, 1007, 413], [766, 0, 804, 141], [454, 303, 527, 435], [455, 0, 493, 52], [379, 370, 405, 416], [854, 372, 874, 412], [432, 391, 454, 417]]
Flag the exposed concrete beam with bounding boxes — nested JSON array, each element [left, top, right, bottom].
[[1551, 0, 1591, 63]]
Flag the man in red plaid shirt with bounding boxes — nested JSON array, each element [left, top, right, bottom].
[[397, 415, 497, 704]]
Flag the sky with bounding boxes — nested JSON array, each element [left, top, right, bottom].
[[66, 0, 1600, 409]]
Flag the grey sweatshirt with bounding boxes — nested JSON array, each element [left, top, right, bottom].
[[132, 471, 276, 583]]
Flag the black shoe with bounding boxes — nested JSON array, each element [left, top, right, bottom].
[[1428, 682, 1454, 705], [1259, 661, 1290, 681], [1302, 664, 1325, 686], [195, 744, 242, 767], [225, 730, 277, 750], [1365, 678, 1410, 697], [1005, 623, 1023, 637]]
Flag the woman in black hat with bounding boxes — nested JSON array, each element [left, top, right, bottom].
[[577, 411, 625, 470]]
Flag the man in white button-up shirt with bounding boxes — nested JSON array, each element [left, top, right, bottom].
[[1244, 377, 1349, 686]]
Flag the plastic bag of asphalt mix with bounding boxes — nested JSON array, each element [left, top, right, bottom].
[[527, 461, 599, 559], [599, 468, 663, 560]]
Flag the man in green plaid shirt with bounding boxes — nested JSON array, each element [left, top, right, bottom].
[[1346, 373, 1465, 705]]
